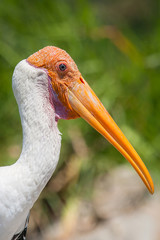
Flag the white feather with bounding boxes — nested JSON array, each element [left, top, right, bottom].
[[0, 60, 61, 240]]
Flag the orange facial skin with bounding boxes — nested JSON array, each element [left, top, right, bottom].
[[27, 46, 81, 119], [27, 46, 154, 194]]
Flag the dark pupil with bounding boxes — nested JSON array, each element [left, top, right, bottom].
[[59, 63, 66, 71]]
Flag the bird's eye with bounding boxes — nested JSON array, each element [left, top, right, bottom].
[[59, 63, 67, 71]]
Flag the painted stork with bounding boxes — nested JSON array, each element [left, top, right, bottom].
[[0, 46, 154, 240]]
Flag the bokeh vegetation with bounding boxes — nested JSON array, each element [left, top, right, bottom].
[[0, 0, 159, 234]]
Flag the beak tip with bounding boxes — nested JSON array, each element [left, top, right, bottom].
[[147, 180, 154, 194], [150, 185, 154, 195]]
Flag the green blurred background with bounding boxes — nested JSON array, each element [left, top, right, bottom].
[[0, 0, 160, 236]]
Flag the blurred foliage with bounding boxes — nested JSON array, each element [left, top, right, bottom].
[[0, 0, 160, 232]]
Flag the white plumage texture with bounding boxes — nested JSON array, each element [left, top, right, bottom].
[[0, 60, 61, 240]]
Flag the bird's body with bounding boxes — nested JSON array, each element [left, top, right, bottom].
[[0, 46, 154, 240]]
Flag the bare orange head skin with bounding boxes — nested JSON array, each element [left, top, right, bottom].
[[27, 46, 154, 194], [27, 46, 82, 119]]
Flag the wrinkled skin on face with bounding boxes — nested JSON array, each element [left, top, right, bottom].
[[27, 46, 82, 119]]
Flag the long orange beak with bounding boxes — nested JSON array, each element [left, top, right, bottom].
[[68, 78, 154, 194]]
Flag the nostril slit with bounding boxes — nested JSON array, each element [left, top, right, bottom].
[[80, 77, 85, 84]]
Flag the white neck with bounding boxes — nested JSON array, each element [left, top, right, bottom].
[[12, 60, 61, 205]]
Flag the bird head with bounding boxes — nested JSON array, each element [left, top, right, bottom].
[[27, 46, 154, 194], [27, 46, 81, 120]]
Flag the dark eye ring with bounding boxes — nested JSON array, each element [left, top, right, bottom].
[[59, 63, 67, 71]]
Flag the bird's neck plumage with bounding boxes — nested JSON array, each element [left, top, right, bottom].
[[12, 60, 61, 205]]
